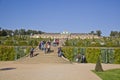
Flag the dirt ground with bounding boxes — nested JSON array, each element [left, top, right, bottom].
[[0, 62, 120, 80]]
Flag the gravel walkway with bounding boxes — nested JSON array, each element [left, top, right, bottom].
[[0, 62, 120, 80]]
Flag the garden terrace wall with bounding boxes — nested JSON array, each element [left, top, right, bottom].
[[0, 46, 31, 61], [62, 47, 120, 64]]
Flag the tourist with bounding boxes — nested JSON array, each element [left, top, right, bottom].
[[81, 54, 86, 63], [47, 41, 51, 53], [53, 38, 56, 46], [41, 41, 44, 50], [55, 39, 59, 46], [57, 47, 63, 57], [38, 41, 41, 50], [44, 42, 47, 54], [76, 53, 81, 62], [30, 47, 34, 58]]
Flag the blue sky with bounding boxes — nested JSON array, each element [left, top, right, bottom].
[[0, 0, 120, 36]]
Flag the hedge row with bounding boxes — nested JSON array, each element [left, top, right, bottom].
[[114, 49, 120, 64], [62, 47, 120, 64], [65, 38, 120, 47], [2, 40, 39, 46], [0, 36, 52, 46], [0, 46, 31, 61]]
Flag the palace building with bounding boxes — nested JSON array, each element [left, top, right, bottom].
[[31, 31, 100, 39]]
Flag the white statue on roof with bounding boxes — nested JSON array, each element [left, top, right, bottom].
[[61, 31, 70, 34]]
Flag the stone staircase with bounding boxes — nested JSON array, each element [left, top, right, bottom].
[[15, 40, 70, 64]]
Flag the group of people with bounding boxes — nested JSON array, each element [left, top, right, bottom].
[[53, 39, 59, 46], [29, 40, 52, 58], [30, 39, 87, 63], [76, 54, 87, 63], [39, 40, 51, 53]]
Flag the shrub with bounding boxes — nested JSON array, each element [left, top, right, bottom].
[[62, 47, 101, 63], [62, 47, 74, 61], [18, 41, 28, 46], [4, 40, 14, 46], [114, 49, 120, 64], [0, 46, 31, 61], [86, 48, 101, 63], [0, 46, 15, 61]]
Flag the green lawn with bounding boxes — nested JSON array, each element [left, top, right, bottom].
[[93, 69, 120, 80]]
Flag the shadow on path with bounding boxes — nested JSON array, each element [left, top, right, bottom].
[[0, 67, 16, 71]]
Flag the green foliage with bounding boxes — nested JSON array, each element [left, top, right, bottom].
[[18, 41, 28, 46], [0, 35, 52, 61], [62, 47, 74, 61], [0, 28, 44, 36], [110, 31, 120, 37], [0, 46, 31, 61], [62, 47, 120, 64], [114, 49, 120, 64], [0, 29, 7, 36], [0, 35, 50, 46], [86, 48, 101, 63], [64, 37, 120, 47], [3, 40, 14, 46], [0, 46, 15, 61], [96, 30, 102, 36], [93, 69, 120, 80]]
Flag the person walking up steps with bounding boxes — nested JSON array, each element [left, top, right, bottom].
[[47, 41, 51, 53], [30, 47, 34, 58]]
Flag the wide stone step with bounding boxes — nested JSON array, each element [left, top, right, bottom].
[[15, 41, 70, 64], [15, 51, 69, 64]]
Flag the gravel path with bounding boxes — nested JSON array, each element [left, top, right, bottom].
[[0, 62, 120, 80]]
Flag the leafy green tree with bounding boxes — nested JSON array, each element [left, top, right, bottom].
[[1, 29, 7, 36], [14, 29, 19, 35], [110, 31, 120, 37], [110, 31, 115, 36], [96, 30, 102, 36], [26, 29, 33, 35], [5, 29, 13, 36], [90, 31, 95, 35], [19, 29, 26, 35], [119, 32, 120, 37]]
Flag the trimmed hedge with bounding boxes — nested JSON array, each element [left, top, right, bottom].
[[62, 47, 74, 61], [64, 38, 120, 47], [0, 46, 15, 61], [62, 47, 120, 64], [0, 46, 31, 61], [86, 48, 100, 63], [114, 49, 120, 64]]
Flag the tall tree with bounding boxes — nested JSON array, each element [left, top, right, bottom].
[[119, 32, 120, 37], [14, 29, 19, 35], [1, 29, 7, 36], [90, 31, 95, 35], [5, 29, 13, 36], [96, 30, 102, 36], [110, 31, 119, 37], [0, 27, 1, 36], [19, 29, 26, 35], [110, 31, 115, 36], [26, 29, 32, 35]]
